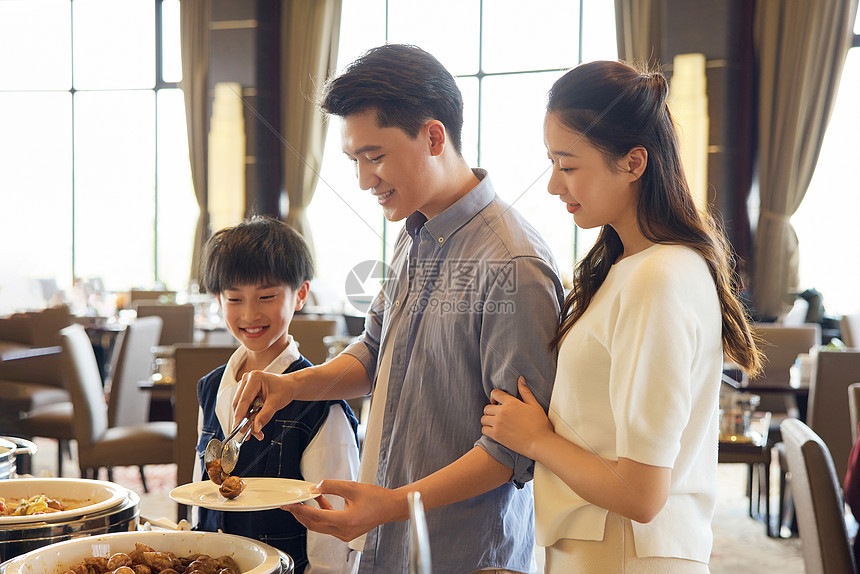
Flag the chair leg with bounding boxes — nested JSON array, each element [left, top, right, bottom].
[[762, 459, 772, 536], [56, 439, 64, 478], [107, 467, 114, 483], [778, 457, 788, 537], [138, 465, 149, 493], [780, 486, 796, 538], [177, 503, 190, 524], [746, 463, 754, 516]]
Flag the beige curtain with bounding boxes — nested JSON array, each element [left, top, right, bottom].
[[180, 0, 211, 285], [614, 0, 663, 68], [753, 0, 857, 318], [281, 0, 343, 254]]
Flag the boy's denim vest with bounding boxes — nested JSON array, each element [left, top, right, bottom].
[[195, 356, 358, 573]]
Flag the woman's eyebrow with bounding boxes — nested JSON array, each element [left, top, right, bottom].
[[549, 150, 580, 158]]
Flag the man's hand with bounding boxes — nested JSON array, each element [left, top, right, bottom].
[[283, 480, 407, 542], [233, 370, 297, 439], [481, 376, 554, 460]]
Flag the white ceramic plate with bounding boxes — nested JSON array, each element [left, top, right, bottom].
[[0, 531, 286, 574], [169, 477, 316, 511], [0, 478, 127, 525]]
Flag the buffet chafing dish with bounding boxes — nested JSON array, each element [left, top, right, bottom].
[[0, 487, 138, 562], [0, 530, 294, 573], [0, 439, 36, 481]]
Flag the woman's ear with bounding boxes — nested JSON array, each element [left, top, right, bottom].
[[625, 146, 648, 180]]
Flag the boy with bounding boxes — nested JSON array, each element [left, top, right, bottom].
[[233, 45, 563, 573], [195, 215, 360, 574]]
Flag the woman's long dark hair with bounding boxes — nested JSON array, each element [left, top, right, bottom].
[[549, 61, 762, 376]]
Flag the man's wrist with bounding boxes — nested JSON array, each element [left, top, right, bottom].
[[388, 487, 414, 522], [284, 366, 313, 401]]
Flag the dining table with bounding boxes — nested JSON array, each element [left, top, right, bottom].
[[719, 411, 775, 536], [722, 367, 809, 422]]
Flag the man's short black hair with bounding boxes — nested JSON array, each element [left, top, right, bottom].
[[201, 215, 314, 294], [320, 43, 464, 154]]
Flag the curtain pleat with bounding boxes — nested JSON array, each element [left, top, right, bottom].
[[752, 0, 858, 318], [179, 0, 211, 285], [614, 0, 663, 68], [281, 0, 343, 257]]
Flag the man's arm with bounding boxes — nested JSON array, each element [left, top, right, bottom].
[[233, 353, 371, 439], [475, 255, 563, 483], [286, 446, 512, 542], [234, 285, 387, 436]]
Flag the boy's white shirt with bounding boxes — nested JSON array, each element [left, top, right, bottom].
[[196, 337, 360, 574], [214, 337, 301, 437]]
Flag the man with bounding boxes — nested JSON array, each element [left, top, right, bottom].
[[234, 44, 563, 574]]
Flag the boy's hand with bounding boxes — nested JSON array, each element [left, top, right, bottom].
[[233, 370, 296, 440]]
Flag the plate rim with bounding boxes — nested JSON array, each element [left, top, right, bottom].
[[0, 530, 285, 574], [0, 477, 127, 525], [169, 477, 316, 511]]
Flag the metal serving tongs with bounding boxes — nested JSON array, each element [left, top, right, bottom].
[[204, 397, 265, 475]]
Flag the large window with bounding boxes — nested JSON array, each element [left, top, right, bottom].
[[792, 14, 860, 317], [0, 0, 196, 314], [308, 0, 617, 309]]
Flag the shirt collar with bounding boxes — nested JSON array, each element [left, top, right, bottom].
[[215, 336, 301, 436], [407, 169, 495, 247]]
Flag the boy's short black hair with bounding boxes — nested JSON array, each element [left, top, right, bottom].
[[201, 216, 314, 294], [320, 43, 465, 155]]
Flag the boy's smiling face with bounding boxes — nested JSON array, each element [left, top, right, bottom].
[[219, 281, 309, 366]]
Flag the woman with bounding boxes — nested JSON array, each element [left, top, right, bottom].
[[481, 60, 762, 573]]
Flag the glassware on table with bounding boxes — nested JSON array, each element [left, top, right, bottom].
[[719, 391, 761, 443]]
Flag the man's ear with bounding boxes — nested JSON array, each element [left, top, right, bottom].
[[294, 281, 311, 311], [625, 146, 648, 180], [426, 120, 446, 157]]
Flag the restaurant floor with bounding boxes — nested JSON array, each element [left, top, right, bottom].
[[27, 438, 804, 573]]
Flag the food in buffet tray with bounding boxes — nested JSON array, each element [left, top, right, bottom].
[[205, 458, 227, 486], [58, 543, 241, 574], [0, 494, 80, 516], [218, 476, 246, 500]]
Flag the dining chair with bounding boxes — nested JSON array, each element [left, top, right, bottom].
[[290, 317, 339, 365], [752, 323, 822, 385], [849, 383, 860, 445], [806, 349, 860, 482], [172, 343, 237, 522], [753, 322, 820, 433], [780, 418, 857, 574], [129, 289, 176, 305], [57, 323, 175, 483], [134, 303, 195, 346], [776, 349, 860, 538], [3, 307, 76, 476], [13, 382, 75, 477], [0, 347, 69, 431], [737, 323, 821, 535], [842, 312, 860, 348], [106, 316, 163, 491]]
